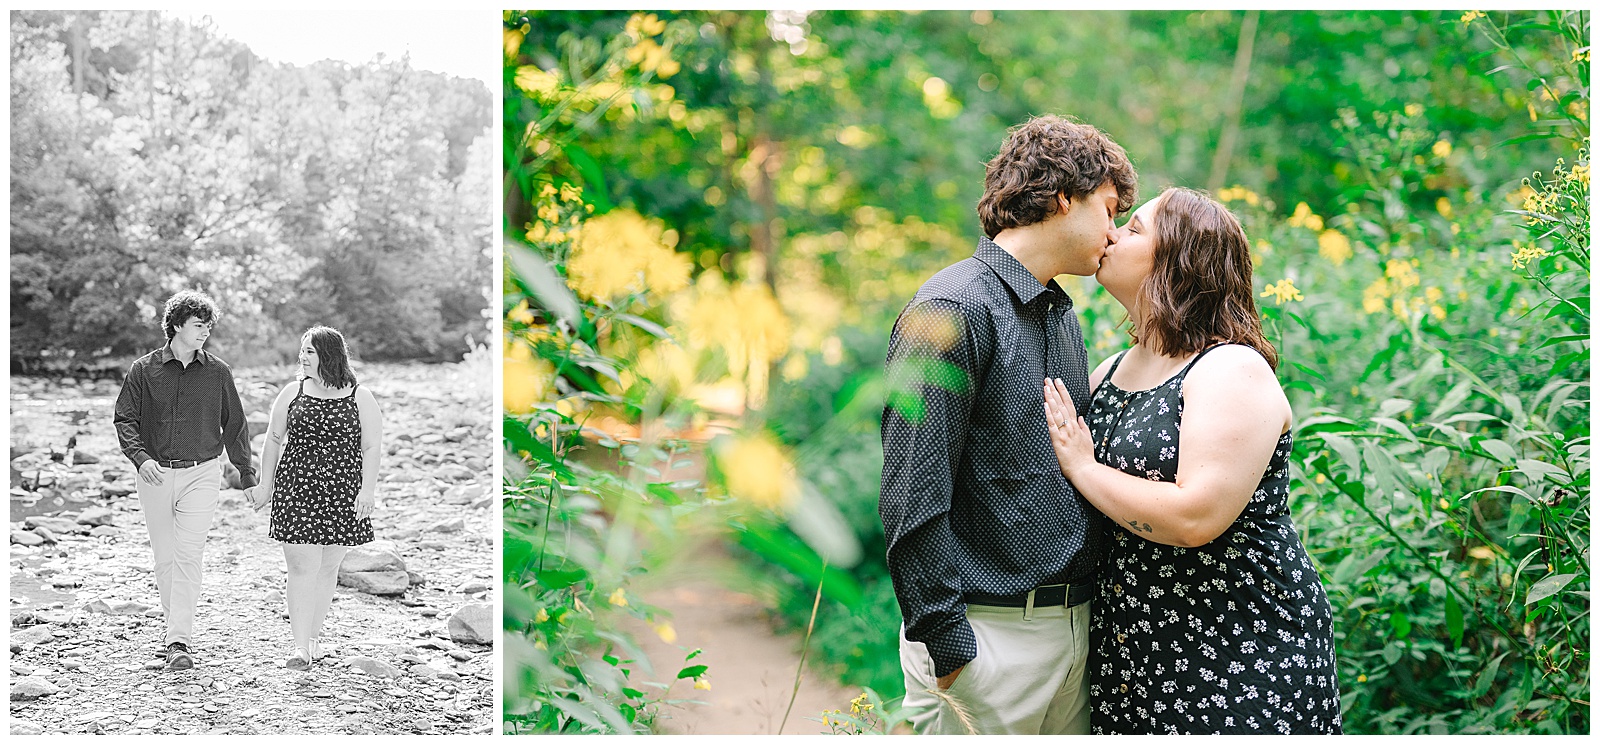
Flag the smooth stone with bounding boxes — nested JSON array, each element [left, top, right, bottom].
[[10, 676, 61, 700], [343, 656, 401, 679], [445, 603, 493, 645]]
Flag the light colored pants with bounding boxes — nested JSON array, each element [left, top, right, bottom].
[[899, 600, 1091, 735], [135, 458, 222, 646]]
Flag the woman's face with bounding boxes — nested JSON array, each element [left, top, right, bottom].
[[1097, 194, 1162, 299], [299, 335, 320, 381]]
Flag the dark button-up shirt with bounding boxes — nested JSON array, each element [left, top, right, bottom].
[[879, 237, 1107, 677], [113, 344, 256, 488]]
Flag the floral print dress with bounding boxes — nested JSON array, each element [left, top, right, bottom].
[[1085, 346, 1341, 734], [269, 380, 373, 546]]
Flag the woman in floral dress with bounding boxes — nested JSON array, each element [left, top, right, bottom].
[[1042, 187, 1341, 734], [249, 326, 383, 670]]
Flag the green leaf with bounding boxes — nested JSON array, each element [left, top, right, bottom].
[[1479, 439, 1516, 464], [507, 241, 583, 328], [1525, 573, 1578, 605], [646, 483, 684, 505], [615, 313, 672, 339], [1445, 593, 1464, 650], [1334, 547, 1391, 585], [676, 664, 709, 680], [535, 566, 588, 590], [562, 143, 614, 213], [1389, 610, 1412, 639], [1470, 652, 1509, 699]]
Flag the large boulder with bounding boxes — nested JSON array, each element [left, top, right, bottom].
[[10, 677, 60, 701], [75, 506, 116, 526], [340, 541, 406, 573], [8, 624, 55, 652], [339, 571, 409, 596], [23, 516, 83, 535], [446, 603, 494, 645]]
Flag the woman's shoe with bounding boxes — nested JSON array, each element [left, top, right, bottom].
[[310, 637, 329, 661], [286, 646, 312, 671]]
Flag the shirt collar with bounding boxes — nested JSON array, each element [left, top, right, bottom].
[[973, 237, 1071, 308], [159, 344, 208, 366]]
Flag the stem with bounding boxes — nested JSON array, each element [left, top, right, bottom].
[[1327, 479, 1534, 660], [778, 560, 828, 735]]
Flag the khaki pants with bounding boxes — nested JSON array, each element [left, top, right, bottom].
[[135, 458, 222, 646], [899, 600, 1091, 735]]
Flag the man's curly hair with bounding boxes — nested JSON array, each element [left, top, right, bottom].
[[161, 290, 219, 341], [978, 115, 1138, 239]]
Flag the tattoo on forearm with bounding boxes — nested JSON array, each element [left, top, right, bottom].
[[1126, 518, 1154, 533]]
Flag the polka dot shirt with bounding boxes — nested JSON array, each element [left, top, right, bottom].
[[880, 237, 1107, 678]]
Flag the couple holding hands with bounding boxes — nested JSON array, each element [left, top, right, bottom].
[[880, 116, 1342, 735], [113, 291, 382, 672]]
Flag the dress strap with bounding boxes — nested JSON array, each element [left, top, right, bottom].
[[1176, 342, 1232, 377], [345, 382, 359, 399], [295, 378, 305, 398], [1102, 350, 1131, 381]]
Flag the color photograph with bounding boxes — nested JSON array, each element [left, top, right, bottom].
[[501, 8, 1587, 736], [9, 9, 496, 735]]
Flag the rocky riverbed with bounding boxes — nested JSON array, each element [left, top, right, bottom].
[[9, 362, 497, 735]]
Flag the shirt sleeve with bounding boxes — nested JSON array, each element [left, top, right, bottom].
[[878, 297, 989, 678], [219, 368, 257, 489], [113, 361, 152, 468]]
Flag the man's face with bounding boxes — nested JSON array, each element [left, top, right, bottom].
[[173, 317, 212, 348], [1053, 181, 1122, 276]]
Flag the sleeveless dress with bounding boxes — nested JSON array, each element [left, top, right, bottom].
[[269, 380, 374, 546], [1085, 345, 1341, 735]]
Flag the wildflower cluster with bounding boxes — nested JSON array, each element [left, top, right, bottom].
[[624, 13, 681, 78], [566, 209, 691, 304], [820, 692, 881, 735], [1260, 278, 1304, 305]]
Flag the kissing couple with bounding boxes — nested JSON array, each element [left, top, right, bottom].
[[879, 116, 1342, 735]]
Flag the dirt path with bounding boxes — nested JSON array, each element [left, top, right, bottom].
[[620, 541, 860, 735], [8, 363, 496, 735]]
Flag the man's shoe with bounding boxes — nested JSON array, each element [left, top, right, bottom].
[[164, 642, 194, 671]]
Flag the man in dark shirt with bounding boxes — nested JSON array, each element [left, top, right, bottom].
[[880, 116, 1137, 734], [113, 290, 256, 671]]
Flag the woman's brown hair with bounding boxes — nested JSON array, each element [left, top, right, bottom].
[[1137, 187, 1278, 370]]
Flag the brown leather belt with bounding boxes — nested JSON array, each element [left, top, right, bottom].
[[156, 459, 205, 469]]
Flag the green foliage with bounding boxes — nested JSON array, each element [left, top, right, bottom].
[[502, 26, 717, 733], [510, 9, 1589, 734], [9, 11, 492, 367]]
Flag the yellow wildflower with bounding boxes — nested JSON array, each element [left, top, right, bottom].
[[1435, 197, 1453, 218], [514, 66, 560, 98], [1574, 48, 1591, 63], [1405, 103, 1423, 117], [1357, 674, 1368, 683], [1460, 10, 1485, 24], [1317, 230, 1353, 265], [535, 639, 548, 651], [608, 588, 629, 607], [1315, 473, 1327, 484], [567, 209, 692, 303], [694, 676, 712, 690], [1572, 163, 1589, 187], [714, 432, 800, 510], [504, 27, 525, 60], [1362, 278, 1391, 315], [535, 608, 550, 623], [1511, 240, 1549, 269], [503, 349, 555, 414], [1217, 186, 1260, 206], [1432, 140, 1453, 158], [1384, 259, 1420, 288], [1287, 202, 1324, 232], [1260, 278, 1304, 305], [655, 623, 677, 644]]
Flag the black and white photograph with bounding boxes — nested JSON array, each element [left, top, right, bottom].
[[9, 9, 496, 735]]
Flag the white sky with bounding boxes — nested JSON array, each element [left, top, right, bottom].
[[169, 6, 497, 86]]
